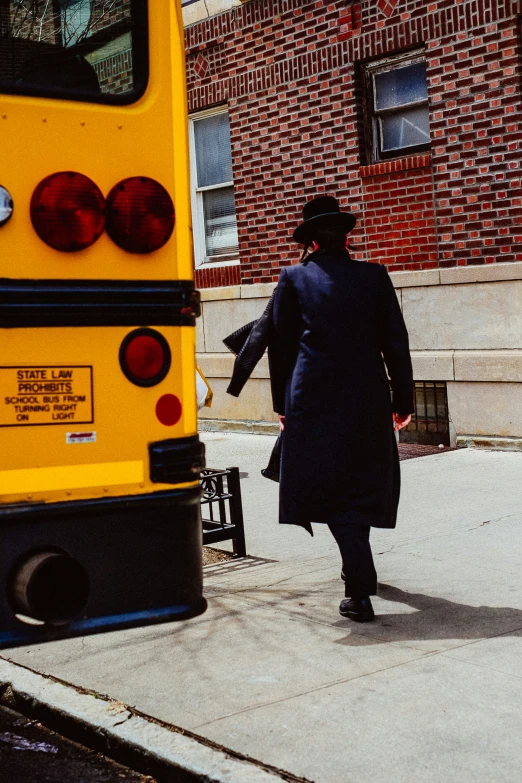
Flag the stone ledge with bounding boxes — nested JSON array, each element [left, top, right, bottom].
[[457, 435, 522, 451], [198, 350, 522, 383], [199, 418, 279, 435], [199, 283, 276, 302], [389, 269, 441, 288], [241, 282, 277, 299], [439, 262, 522, 285], [183, 0, 243, 27], [200, 285, 241, 302], [197, 262, 522, 302], [197, 353, 270, 378], [454, 350, 522, 383], [412, 351, 454, 380]]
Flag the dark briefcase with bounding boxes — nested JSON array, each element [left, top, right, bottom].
[[261, 434, 282, 482]]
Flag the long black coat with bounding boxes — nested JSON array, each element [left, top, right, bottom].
[[271, 252, 414, 535]]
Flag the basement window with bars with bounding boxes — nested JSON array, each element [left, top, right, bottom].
[[189, 108, 239, 267], [400, 382, 450, 447], [362, 50, 430, 162]]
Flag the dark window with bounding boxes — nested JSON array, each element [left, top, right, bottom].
[[363, 52, 430, 163], [0, 0, 147, 104], [400, 382, 450, 447]]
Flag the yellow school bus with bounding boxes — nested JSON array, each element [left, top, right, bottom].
[[0, 0, 206, 646]]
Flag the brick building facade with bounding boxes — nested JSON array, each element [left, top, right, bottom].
[[187, 0, 522, 448]]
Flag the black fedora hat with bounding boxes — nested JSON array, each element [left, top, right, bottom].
[[293, 195, 356, 244]]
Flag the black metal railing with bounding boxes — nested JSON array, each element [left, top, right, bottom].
[[200, 467, 246, 558], [400, 381, 450, 446]]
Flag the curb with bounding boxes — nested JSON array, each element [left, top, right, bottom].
[[0, 658, 310, 783], [456, 435, 522, 451]]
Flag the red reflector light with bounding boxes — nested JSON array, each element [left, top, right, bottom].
[[119, 328, 171, 387], [156, 394, 182, 426], [30, 172, 105, 251], [106, 177, 175, 253]]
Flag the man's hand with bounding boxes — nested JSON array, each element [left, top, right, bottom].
[[279, 415, 285, 431], [393, 413, 411, 431]]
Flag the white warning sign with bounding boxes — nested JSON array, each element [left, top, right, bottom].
[[0, 366, 94, 427], [66, 431, 97, 444]]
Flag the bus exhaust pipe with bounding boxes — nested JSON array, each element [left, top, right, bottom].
[[9, 551, 89, 626]]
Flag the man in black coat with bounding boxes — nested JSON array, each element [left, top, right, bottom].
[[270, 196, 414, 622]]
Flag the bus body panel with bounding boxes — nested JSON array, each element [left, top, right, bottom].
[[0, 2, 199, 504], [0, 3, 194, 282], [0, 323, 197, 504], [0, 2, 207, 641]]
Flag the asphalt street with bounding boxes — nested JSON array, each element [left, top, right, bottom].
[[0, 705, 157, 783]]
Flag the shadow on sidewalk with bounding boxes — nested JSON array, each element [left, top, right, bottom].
[[334, 583, 522, 645]]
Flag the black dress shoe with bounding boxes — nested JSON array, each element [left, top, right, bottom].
[[339, 597, 375, 622]]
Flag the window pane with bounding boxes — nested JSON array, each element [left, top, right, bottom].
[[436, 385, 447, 419], [0, 0, 145, 100], [415, 385, 426, 419], [425, 386, 436, 420], [380, 105, 430, 152], [203, 187, 238, 259], [61, 0, 91, 48], [374, 62, 427, 110], [194, 113, 233, 188]]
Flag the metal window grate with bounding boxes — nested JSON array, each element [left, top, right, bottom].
[[400, 381, 450, 446]]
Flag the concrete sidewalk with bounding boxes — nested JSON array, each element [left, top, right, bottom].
[[2, 434, 522, 782]]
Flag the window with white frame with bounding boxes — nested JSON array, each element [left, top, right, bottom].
[[189, 108, 239, 266], [363, 51, 430, 162]]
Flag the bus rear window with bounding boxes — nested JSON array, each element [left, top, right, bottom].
[[0, 1, 147, 104]]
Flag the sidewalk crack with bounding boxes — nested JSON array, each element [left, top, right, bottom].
[[466, 512, 520, 532]]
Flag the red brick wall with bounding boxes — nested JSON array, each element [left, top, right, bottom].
[[185, 0, 522, 286], [360, 155, 438, 271], [195, 264, 241, 289]]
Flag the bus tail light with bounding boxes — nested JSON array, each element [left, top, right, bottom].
[[106, 177, 175, 253], [30, 172, 105, 251], [119, 328, 171, 387], [156, 394, 182, 426]]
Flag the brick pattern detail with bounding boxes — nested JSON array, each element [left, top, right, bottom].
[[185, 0, 522, 284], [360, 154, 432, 179], [362, 164, 438, 271], [192, 53, 209, 79], [338, 3, 361, 42], [195, 264, 241, 290], [94, 49, 133, 95], [377, 0, 400, 18]]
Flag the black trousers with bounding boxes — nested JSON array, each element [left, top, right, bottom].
[[328, 524, 377, 598]]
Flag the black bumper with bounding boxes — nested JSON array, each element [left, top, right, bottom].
[[0, 486, 206, 649], [149, 435, 206, 484]]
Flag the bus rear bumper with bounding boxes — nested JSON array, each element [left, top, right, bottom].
[[0, 486, 206, 649]]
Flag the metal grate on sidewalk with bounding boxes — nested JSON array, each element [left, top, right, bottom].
[[398, 443, 455, 461]]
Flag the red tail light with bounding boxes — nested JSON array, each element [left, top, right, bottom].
[[30, 172, 105, 251], [119, 328, 171, 387], [106, 177, 175, 253], [156, 394, 182, 426]]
